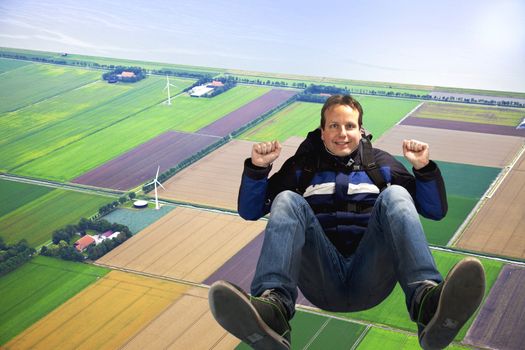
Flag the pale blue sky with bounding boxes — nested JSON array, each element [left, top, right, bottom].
[[1, 0, 524, 92]]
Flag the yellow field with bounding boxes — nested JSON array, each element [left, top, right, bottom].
[[97, 207, 267, 283], [121, 287, 240, 349], [4, 271, 189, 350]]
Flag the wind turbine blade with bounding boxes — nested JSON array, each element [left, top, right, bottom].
[[157, 181, 166, 190], [155, 166, 160, 179], [145, 180, 155, 187]]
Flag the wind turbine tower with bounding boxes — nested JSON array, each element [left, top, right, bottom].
[[145, 166, 165, 210], [164, 75, 176, 105]]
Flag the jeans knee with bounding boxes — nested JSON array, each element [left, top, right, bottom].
[[378, 185, 413, 206], [272, 190, 307, 211]]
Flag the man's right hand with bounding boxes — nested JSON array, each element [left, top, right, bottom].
[[251, 141, 282, 168]]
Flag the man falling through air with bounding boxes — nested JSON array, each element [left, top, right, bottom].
[[209, 94, 485, 350]]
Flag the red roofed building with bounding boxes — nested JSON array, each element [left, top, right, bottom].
[[75, 235, 95, 252], [120, 71, 136, 78], [208, 80, 224, 87]]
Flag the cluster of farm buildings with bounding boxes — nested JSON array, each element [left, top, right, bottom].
[[74, 230, 120, 252], [189, 80, 224, 97]]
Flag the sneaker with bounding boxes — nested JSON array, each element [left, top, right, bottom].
[[411, 257, 486, 350], [209, 280, 291, 349]]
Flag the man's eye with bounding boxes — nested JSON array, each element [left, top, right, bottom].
[[330, 124, 338, 128]]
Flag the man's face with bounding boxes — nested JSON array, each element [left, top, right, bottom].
[[321, 104, 362, 157]]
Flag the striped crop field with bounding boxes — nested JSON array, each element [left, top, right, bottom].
[[0, 188, 113, 247], [0, 179, 53, 217], [0, 256, 110, 345], [2, 75, 194, 175], [0, 63, 101, 113], [239, 96, 419, 143], [12, 85, 270, 181], [356, 327, 470, 349], [412, 102, 524, 126], [238, 101, 321, 142], [0, 57, 31, 73], [339, 250, 504, 341], [5, 270, 189, 350]]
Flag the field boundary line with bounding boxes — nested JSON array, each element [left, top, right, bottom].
[[396, 101, 424, 125], [302, 318, 330, 350], [447, 144, 525, 247], [91, 263, 210, 289], [430, 245, 525, 266], [350, 324, 371, 350]]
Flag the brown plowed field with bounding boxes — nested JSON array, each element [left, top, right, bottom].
[[455, 151, 525, 259], [158, 137, 303, 210], [121, 287, 240, 349], [373, 125, 524, 168], [96, 207, 266, 282], [5, 271, 188, 350]]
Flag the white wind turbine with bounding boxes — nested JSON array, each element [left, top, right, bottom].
[[164, 75, 176, 105], [145, 166, 165, 210]]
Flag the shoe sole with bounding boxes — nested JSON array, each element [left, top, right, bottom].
[[208, 280, 290, 350], [420, 257, 485, 350]]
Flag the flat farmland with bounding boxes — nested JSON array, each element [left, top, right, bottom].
[[412, 102, 525, 126], [0, 256, 109, 345], [158, 138, 302, 210], [72, 131, 221, 190], [4, 270, 188, 350], [12, 84, 266, 182], [339, 250, 503, 341], [97, 206, 266, 283], [5, 76, 194, 178], [0, 63, 100, 113], [374, 125, 524, 168], [102, 206, 174, 234], [197, 89, 298, 137], [239, 97, 420, 143], [0, 79, 137, 158], [0, 179, 53, 217], [356, 327, 470, 350], [0, 188, 112, 247], [464, 265, 525, 350], [0, 58, 31, 73], [456, 152, 525, 259], [238, 101, 321, 142], [120, 286, 240, 350]]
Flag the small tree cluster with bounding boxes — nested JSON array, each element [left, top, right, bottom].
[[102, 66, 146, 83], [41, 218, 132, 262], [0, 238, 36, 276]]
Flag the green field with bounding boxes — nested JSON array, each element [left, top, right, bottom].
[[339, 250, 504, 341], [0, 179, 53, 217], [422, 195, 479, 246], [0, 58, 31, 73], [237, 310, 366, 350], [0, 188, 113, 247], [356, 327, 471, 349], [1, 75, 195, 173], [0, 63, 101, 113], [0, 256, 109, 344], [239, 97, 419, 142], [413, 102, 524, 126], [102, 206, 174, 234], [13, 85, 270, 181]]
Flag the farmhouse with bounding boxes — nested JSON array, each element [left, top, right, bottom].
[[75, 235, 95, 252], [190, 85, 214, 97], [119, 71, 136, 78], [93, 231, 121, 244]]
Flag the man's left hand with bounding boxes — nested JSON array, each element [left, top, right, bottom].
[[402, 139, 430, 170]]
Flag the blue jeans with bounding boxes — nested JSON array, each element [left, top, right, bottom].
[[251, 186, 443, 317]]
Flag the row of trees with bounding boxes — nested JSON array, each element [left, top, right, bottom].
[[41, 218, 132, 262], [0, 238, 35, 276], [205, 76, 237, 97], [2, 50, 523, 108]]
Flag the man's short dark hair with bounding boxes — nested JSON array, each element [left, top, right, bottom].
[[320, 94, 363, 129]]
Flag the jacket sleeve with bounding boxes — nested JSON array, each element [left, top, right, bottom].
[[238, 157, 298, 220], [386, 153, 448, 220]]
